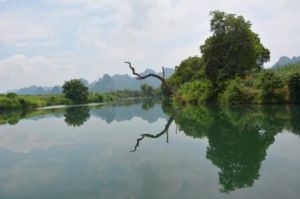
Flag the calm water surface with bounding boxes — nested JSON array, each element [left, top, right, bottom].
[[0, 101, 300, 199]]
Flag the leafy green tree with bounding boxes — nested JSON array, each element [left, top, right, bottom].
[[62, 79, 89, 103], [200, 10, 270, 85], [166, 56, 205, 90], [288, 72, 300, 103]]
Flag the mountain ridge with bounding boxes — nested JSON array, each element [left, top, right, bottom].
[[272, 56, 300, 68], [9, 68, 175, 95]]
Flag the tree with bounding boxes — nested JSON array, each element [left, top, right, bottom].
[[166, 56, 205, 90], [62, 79, 89, 103], [200, 10, 270, 85]]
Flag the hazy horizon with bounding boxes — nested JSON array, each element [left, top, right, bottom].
[[0, 0, 300, 92]]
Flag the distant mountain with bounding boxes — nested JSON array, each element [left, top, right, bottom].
[[272, 56, 300, 68], [12, 85, 63, 95], [10, 68, 175, 95]]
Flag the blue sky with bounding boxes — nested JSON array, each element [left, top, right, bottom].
[[0, 0, 299, 91]]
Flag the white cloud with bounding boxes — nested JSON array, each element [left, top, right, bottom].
[[0, 0, 299, 89], [0, 11, 55, 47], [0, 54, 75, 92]]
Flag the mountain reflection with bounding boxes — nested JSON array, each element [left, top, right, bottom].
[[0, 101, 167, 126]]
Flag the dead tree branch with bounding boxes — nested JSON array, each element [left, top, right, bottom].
[[124, 61, 172, 93]]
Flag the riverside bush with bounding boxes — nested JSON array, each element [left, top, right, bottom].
[[219, 77, 259, 105], [260, 71, 286, 104], [175, 80, 212, 104]]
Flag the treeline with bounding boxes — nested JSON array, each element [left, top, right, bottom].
[[0, 83, 161, 112], [162, 11, 300, 105]]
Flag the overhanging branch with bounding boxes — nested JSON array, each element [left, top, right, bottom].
[[124, 61, 172, 92]]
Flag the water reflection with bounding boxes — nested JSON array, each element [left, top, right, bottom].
[[131, 114, 175, 152], [1, 102, 300, 195], [178, 105, 300, 192], [0, 101, 167, 127], [132, 104, 300, 192], [64, 106, 90, 127]]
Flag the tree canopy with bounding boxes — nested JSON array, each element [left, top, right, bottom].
[[200, 10, 270, 85], [62, 79, 89, 103]]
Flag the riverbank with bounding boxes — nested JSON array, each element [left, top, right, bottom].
[[0, 90, 161, 112]]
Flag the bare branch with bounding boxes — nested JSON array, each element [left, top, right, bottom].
[[124, 61, 172, 93]]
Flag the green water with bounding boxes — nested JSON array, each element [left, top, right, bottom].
[[0, 102, 300, 198]]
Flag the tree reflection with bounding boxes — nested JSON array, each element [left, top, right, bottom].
[[0, 111, 22, 125], [146, 104, 300, 193], [141, 99, 155, 111], [289, 106, 300, 135], [205, 107, 272, 193], [64, 106, 90, 127]]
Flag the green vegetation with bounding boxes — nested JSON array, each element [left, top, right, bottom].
[[219, 77, 258, 105], [162, 11, 300, 105], [0, 93, 70, 112], [174, 80, 212, 104], [63, 79, 89, 103], [0, 81, 161, 112], [200, 10, 269, 85]]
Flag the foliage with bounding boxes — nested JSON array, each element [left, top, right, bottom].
[[288, 72, 300, 103], [174, 80, 212, 104], [219, 77, 259, 105], [200, 10, 270, 85], [166, 56, 205, 90], [260, 71, 286, 104], [272, 62, 300, 81], [88, 93, 104, 103], [0, 97, 22, 111], [62, 79, 89, 103]]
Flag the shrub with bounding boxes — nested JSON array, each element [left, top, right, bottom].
[[288, 72, 300, 103], [88, 93, 104, 103], [219, 77, 259, 105], [0, 97, 22, 111], [260, 71, 286, 104], [175, 80, 212, 104]]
